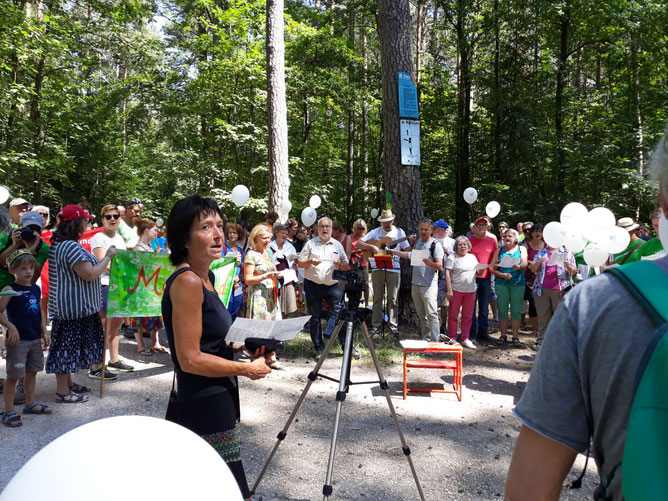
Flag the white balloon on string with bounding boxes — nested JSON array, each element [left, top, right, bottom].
[[562, 225, 587, 254], [543, 221, 566, 249], [309, 195, 322, 209], [370, 208, 379, 219], [463, 187, 478, 204], [560, 202, 588, 226], [156, 218, 164, 227], [0, 186, 9, 205], [279, 200, 292, 215], [231, 185, 250, 207], [1, 416, 243, 501], [600, 226, 631, 254], [583, 242, 609, 267]]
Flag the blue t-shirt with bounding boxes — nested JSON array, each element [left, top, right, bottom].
[[6, 283, 41, 341], [151, 237, 167, 253]]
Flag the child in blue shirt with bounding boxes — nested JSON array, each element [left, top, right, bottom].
[[0, 249, 51, 427]]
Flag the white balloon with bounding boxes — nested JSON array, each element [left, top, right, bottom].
[[543, 221, 566, 249], [0, 186, 9, 205], [584, 207, 616, 237], [0, 416, 243, 501], [231, 185, 250, 207], [156, 218, 164, 227], [562, 225, 587, 254], [463, 187, 478, 204], [301, 207, 317, 227], [370, 208, 379, 219], [600, 226, 631, 254], [485, 201, 501, 219], [560, 202, 588, 226], [309, 195, 322, 209], [279, 200, 292, 215], [583, 242, 609, 267]]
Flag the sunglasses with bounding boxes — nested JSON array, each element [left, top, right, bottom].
[[37, 212, 48, 219], [103, 214, 121, 220]]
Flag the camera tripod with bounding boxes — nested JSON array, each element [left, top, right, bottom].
[[250, 291, 426, 501]]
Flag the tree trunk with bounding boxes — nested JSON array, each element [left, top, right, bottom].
[[555, 3, 570, 195], [377, 0, 422, 327], [266, 0, 289, 217]]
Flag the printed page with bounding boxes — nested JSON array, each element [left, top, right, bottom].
[[225, 316, 312, 343], [498, 255, 521, 268], [547, 253, 567, 266], [410, 249, 429, 266]]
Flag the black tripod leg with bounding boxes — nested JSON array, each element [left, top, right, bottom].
[[250, 319, 346, 495], [322, 317, 355, 500], [360, 320, 427, 501]]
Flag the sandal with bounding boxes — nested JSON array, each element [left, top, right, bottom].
[[150, 346, 169, 354], [2, 410, 23, 427], [69, 383, 91, 393], [496, 336, 508, 345], [55, 391, 89, 403], [266, 359, 282, 370], [137, 348, 153, 356], [24, 402, 53, 414], [512, 337, 523, 347]]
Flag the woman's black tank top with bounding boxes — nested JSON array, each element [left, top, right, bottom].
[[162, 267, 236, 401]]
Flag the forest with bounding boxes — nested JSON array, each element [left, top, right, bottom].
[[1, 0, 667, 232]]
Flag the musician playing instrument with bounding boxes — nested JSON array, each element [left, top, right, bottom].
[[355, 209, 409, 337]]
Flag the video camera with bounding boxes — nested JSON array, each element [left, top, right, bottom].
[[332, 265, 365, 292]]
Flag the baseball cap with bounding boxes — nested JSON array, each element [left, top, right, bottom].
[[20, 211, 45, 230], [9, 198, 30, 208], [125, 197, 143, 208], [433, 219, 450, 230], [474, 216, 490, 225], [58, 205, 94, 222]]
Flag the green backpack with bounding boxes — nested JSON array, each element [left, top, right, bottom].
[[606, 261, 668, 500]]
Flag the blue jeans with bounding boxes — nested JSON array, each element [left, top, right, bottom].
[[227, 291, 243, 321], [304, 279, 344, 351], [470, 277, 491, 339]]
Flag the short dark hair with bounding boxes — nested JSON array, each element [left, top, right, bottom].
[[265, 211, 279, 225], [52, 218, 86, 242], [273, 223, 289, 235], [167, 195, 223, 266]]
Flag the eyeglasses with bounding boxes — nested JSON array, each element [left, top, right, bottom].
[[37, 212, 48, 219], [103, 214, 121, 220]]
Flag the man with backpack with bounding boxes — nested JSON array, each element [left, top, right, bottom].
[[504, 126, 668, 500], [389, 218, 444, 342]]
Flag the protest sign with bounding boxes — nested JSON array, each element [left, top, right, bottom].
[[107, 250, 174, 317]]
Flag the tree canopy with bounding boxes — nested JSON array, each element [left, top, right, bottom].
[[1, 0, 666, 229]]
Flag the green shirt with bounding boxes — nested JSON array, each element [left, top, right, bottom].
[[627, 237, 665, 263], [613, 239, 643, 265], [0, 232, 49, 289], [117, 219, 139, 248]]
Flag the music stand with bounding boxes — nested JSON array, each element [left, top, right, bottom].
[[373, 254, 394, 338]]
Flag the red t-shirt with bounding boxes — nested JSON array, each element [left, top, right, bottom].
[[469, 235, 497, 279]]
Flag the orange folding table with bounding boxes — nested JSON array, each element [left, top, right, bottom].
[[401, 340, 463, 401]]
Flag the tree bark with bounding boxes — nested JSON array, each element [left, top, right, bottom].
[[555, 3, 570, 195], [266, 0, 289, 217]]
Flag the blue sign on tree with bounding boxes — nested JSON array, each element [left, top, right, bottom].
[[398, 72, 419, 119]]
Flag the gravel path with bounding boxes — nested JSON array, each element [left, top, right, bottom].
[[1, 329, 597, 500]]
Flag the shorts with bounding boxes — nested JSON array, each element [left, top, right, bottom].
[[5, 338, 44, 379], [101, 285, 109, 311]]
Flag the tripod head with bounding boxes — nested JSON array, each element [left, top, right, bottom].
[[332, 263, 364, 311]]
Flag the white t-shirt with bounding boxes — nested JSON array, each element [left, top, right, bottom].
[[435, 236, 455, 255], [362, 226, 409, 272], [90, 232, 126, 285], [445, 253, 478, 293]]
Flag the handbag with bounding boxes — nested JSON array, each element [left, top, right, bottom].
[[165, 371, 179, 423]]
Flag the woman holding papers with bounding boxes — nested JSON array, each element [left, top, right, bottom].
[[445, 236, 480, 349], [490, 229, 528, 346], [162, 196, 271, 500], [528, 244, 576, 350], [270, 224, 298, 318], [224, 223, 246, 320], [244, 224, 282, 369]]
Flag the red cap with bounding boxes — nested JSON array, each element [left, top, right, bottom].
[[474, 216, 490, 225], [58, 205, 94, 222]]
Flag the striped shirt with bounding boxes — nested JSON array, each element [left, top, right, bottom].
[[48, 240, 101, 320]]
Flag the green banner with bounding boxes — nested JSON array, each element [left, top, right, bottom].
[[211, 256, 237, 308], [107, 250, 174, 318], [107, 251, 238, 318]]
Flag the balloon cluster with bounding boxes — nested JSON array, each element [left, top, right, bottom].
[[543, 203, 629, 267], [300, 194, 321, 226]]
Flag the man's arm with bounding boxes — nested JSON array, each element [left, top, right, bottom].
[[504, 425, 577, 501]]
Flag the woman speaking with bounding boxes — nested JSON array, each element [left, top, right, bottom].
[[162, 195, 271, 499]]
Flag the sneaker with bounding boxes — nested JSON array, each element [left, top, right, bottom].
[[13, 383, 25, 405], [530, 342, 541, 351], [461, 339, 476, 350], [107, 359, 134, 372], [88, 368, 118, 380], [351, 347, 362, 360], [389, 327, 400, 338], [438, 333, 451, 343]]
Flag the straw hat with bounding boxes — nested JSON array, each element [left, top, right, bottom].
[[617, 217, 639, 232], [377, 209, 396, 222]]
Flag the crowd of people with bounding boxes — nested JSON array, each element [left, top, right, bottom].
[[0, 124, 665, 499]]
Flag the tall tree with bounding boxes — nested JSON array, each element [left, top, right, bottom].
[[266, 0, 289, 215]]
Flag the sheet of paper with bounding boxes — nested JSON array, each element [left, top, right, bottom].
[[547, 253, 567, 266], [498, 255, 521, 268], [474, 263, 491, 271], [400, 340, 430, 349], [577, 264, 590, 281], [0, 290, 27, 296], [226, 251, 240, 259], [410, 249, 429, 266], [225, 316, 312, 343], [280, 269, 297, 283]]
